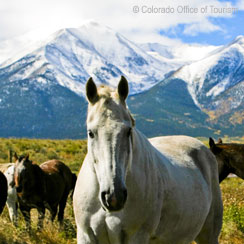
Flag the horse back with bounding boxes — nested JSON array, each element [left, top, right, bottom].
[[149, 135, 218, 185], [40, 160, 75, 197]]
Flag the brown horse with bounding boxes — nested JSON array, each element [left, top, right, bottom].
[[209, 137, 244, 183], [0, 171, 8, 214], [14, 154, 76, 231]]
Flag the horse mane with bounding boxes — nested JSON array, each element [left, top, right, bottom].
[[217, 143, 244, 154], [210, 138, 244, 154]]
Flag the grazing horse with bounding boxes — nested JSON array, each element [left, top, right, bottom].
[[209, 137, 244, 183], [0, 170, 7, 215], [14, 154, 77, 231], [73, 76, 223, 244]]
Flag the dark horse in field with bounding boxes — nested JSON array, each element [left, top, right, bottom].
[[13, 154, 76, 230], [0, 171, 7, 214], [209, 137, 244, 183]]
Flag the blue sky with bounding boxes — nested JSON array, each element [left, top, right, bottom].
[[0, 0, 243, 48], [159, 3, 244, 45]]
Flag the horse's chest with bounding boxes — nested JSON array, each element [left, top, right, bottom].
[[89, 209, 149, 244], [104, 215, 125, 242], [88, 210, 128, 243]]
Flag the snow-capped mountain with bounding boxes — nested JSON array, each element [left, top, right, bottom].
[[1, 21, 190, 138], [127, 35, 244, 137], [140, 42, 218, 66], [173, 35, 244, 115], [0, 21, 184, 97], [0, 21, 243, 138]]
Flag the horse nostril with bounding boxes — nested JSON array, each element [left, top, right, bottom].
[[123, 189, 127, 202], [101, 191, 109, 207], [101, 188, 127, 211]]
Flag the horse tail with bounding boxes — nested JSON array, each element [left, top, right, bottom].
[[70, 173, 77, 199]]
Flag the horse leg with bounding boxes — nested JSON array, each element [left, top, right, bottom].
[[77, 225, 99, 244], [37, 206, 45, 230], [20, 204, 31, 232], [50, 205, 58, 222], [6, 198, 18, 226], [13, 202, 18, 226], [194, 186, 223, 243], [57, 192, 69, 225]]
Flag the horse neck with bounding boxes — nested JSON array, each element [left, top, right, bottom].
[[32, 164, 47, 197], [223, 145, 244, 166], [126, 129, 168, 200], [130, 129, 164, 177]]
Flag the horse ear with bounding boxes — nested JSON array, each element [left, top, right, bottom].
[[86, 77, 98, 104], [217, 138, 223, 144], [25, 154, 29, 160], [13, 152, 18, 162], [209, 137, 216, 149], [117, 76, 129, 102]]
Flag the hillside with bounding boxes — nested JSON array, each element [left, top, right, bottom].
[[129, 35, 244, 138], [0, 23, 243, 138]]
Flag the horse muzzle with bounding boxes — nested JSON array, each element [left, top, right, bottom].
[[101, 188, 127, 212]]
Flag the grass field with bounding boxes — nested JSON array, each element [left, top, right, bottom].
[[0, 137, 244, 244]]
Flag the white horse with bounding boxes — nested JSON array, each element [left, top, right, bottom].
[[2, 164, 18, 225], [73, 76, 223, 244]]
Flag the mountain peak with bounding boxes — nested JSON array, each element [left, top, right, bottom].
[[1, 26, 244, 139], [0, 22, 177, 97], [230, 35, 244, 46]]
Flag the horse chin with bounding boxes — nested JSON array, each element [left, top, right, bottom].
[[101, 202, 125, 212]]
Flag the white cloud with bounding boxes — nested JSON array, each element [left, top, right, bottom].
[[121, 29, 184, 46], [183, 19, 222, 36], [236, 0, 244, 10], [0, 0, 241, 45]]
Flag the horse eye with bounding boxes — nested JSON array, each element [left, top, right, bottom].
[[127, 128, 132, 137], [88, 130, 95, 139]]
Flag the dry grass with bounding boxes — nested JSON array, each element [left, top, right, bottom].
[[219, 178, 244, 244], [0, 199, 76, 244], [0, 137, 244, 243]]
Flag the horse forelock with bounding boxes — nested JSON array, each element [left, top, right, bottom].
[[18, 155, 26, 163], [98, 85, 118, 99], [87, 85, 134, 127]]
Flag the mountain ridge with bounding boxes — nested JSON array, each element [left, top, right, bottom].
[[1, 21, 184, 97], [0, 23, 243, 138]]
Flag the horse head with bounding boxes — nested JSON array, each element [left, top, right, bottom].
[[86, 76, 134, 212], [209, 137, 233, 182], [13, 153, 37, 199]]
